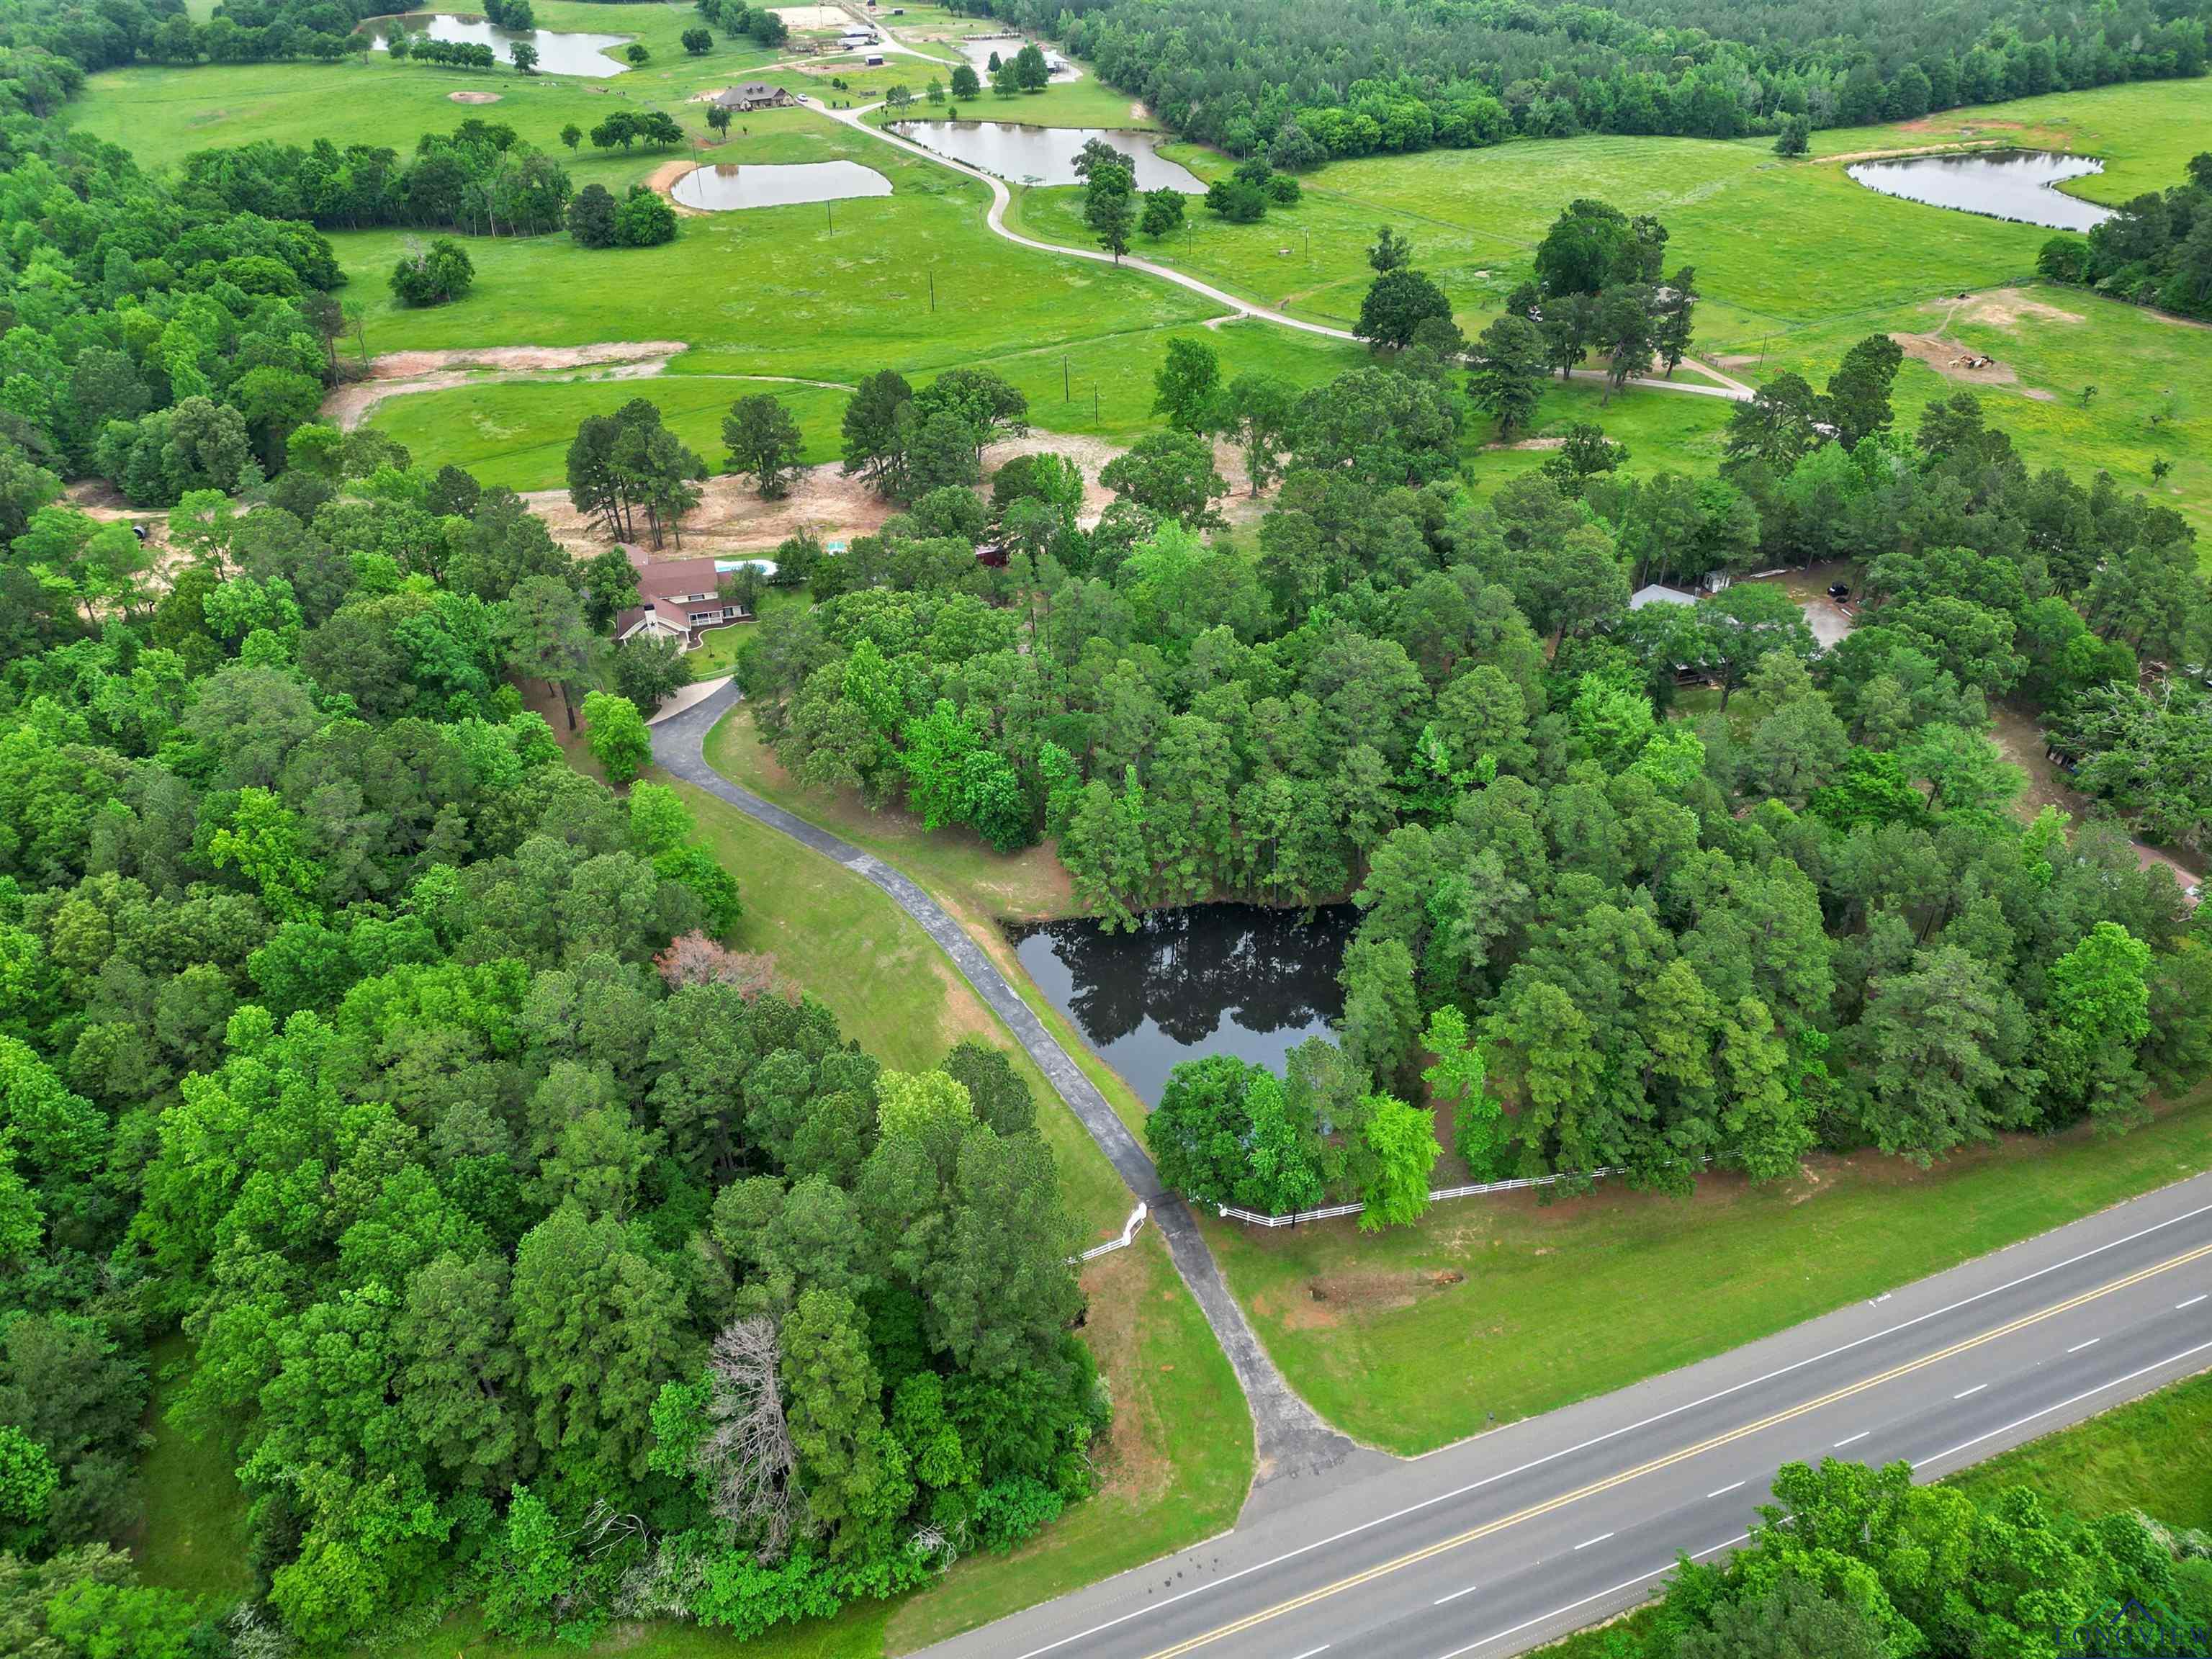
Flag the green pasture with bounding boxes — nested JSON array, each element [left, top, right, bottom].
[[323, 108, 1220, 365], [367, 372, 854, 490], [1205, 1085, 2212, 1455], [1009, 125, 2056, 349], [67, 19, 780, 179], [1751, 283, 2212, 547]]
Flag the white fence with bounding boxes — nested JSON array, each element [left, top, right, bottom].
[[1215, 1166, 1635, 1228], [1075, 1201, 1148, 1261]]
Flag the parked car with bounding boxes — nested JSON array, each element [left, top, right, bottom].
[[1827, 582, 1851, 601]]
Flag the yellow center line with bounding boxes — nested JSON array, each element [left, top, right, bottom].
[[1141, 1239, 2212, 1659]]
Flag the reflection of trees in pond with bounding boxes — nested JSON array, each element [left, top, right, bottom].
[[1019, 905, 1354, 1048]]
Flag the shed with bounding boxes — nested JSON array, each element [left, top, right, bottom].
[[1629, 583, 1698, 611]]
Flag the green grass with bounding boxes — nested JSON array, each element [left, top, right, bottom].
[[1203, 1086, 2212, 1455], [368, 373, 854, 491], [66, 4, 783, 167], [670, 760, 1130, 1240], [1947, 1368, 2212, 1529], [1751, 287, 2212, 557], [132, 1333, 255, 1600], [703, 709, 1165, 1152], [320, 107, 1223, 368], [374, 1604, 889, 1659]]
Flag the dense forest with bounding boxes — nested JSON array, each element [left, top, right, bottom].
[[988, 0, 2210, 158], [1, 408, 1101, 1652], [728, 207, 2212, 1216]]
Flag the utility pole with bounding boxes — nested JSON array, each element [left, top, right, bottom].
[[929, 269, 935, 311], [1062, 354, 1070, 400], [826, 199, 834, 232]]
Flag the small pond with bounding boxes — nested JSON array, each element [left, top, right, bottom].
[[888, 121, 1202, 192], [369, 12, 631, 76], [672, 161, 891, 210], [950, 35, 1076, 83], [1012, 904, 1354, 1107], [1845, 150, 2115, 232]]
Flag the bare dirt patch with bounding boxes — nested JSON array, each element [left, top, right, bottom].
[[529, 464, 894, 556], [446, 89, 501, 104], [644, 158, 709, 215], [769, 4, 851, 27], [2020, 387, 2057, 401], [320, 341, 688, 429], [1482, 435, 1565, 453], [1965, 287, 2084, 328], [1894, 331, 2019, 386]]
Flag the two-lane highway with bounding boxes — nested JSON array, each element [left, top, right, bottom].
[[920, 1173, 2212, 1659]]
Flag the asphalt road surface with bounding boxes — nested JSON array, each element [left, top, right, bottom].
[[920, 1171, 2212, 1659]]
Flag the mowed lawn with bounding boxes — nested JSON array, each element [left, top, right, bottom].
[[1205, 1087, 2212, 1455], [1947, 1368, 2212, 1529]]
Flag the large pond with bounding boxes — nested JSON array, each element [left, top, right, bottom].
[[671, 161, 891, 210], [1012, 904, 1354, 1106], [369, 12, 632, 76], [888, 121, 1202, 191], [1845, 150, 2115, 232]]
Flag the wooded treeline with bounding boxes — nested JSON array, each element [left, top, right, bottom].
[[1, 417, 1101, 1650], [987, 0, 2208, 158], [1614, 1457, 2212, 1659], [734, 228, 2212, 1209], [2038, 153, 2212, 322], [180, 121, 580, 238]]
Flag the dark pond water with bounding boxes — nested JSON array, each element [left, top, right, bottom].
[[672, 161, 891, 210], [369, 12, 631, 76], [1012, 904, 1354, 1106], [1845, 150, 2115, 232], [888, 121, 1202, 191]]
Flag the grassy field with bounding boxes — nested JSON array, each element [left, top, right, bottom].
[[132, 1333, 256, 1599], [1202, 1087, 2212, 1456], [67, 1, 781, 163], [1947, 1367, 2212, 1529], [368, 373, 856, 490], [703, 708, 1162, 1150]]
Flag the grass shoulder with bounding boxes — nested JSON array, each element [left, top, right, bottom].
[[1205, 1087, 2212, 1455]]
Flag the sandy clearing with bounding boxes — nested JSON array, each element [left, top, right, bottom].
[[446, 90, 501, 104], [1964, 287, 2085, 328], [1894, 331, 2019, 385], [644, 157, 715, 215], [1819, 138, 2020, 167], [529, 463, 896, 557], [320, 341, 689, 429], [770, 4, 850, 27], [527, 426, 1276, 556]]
